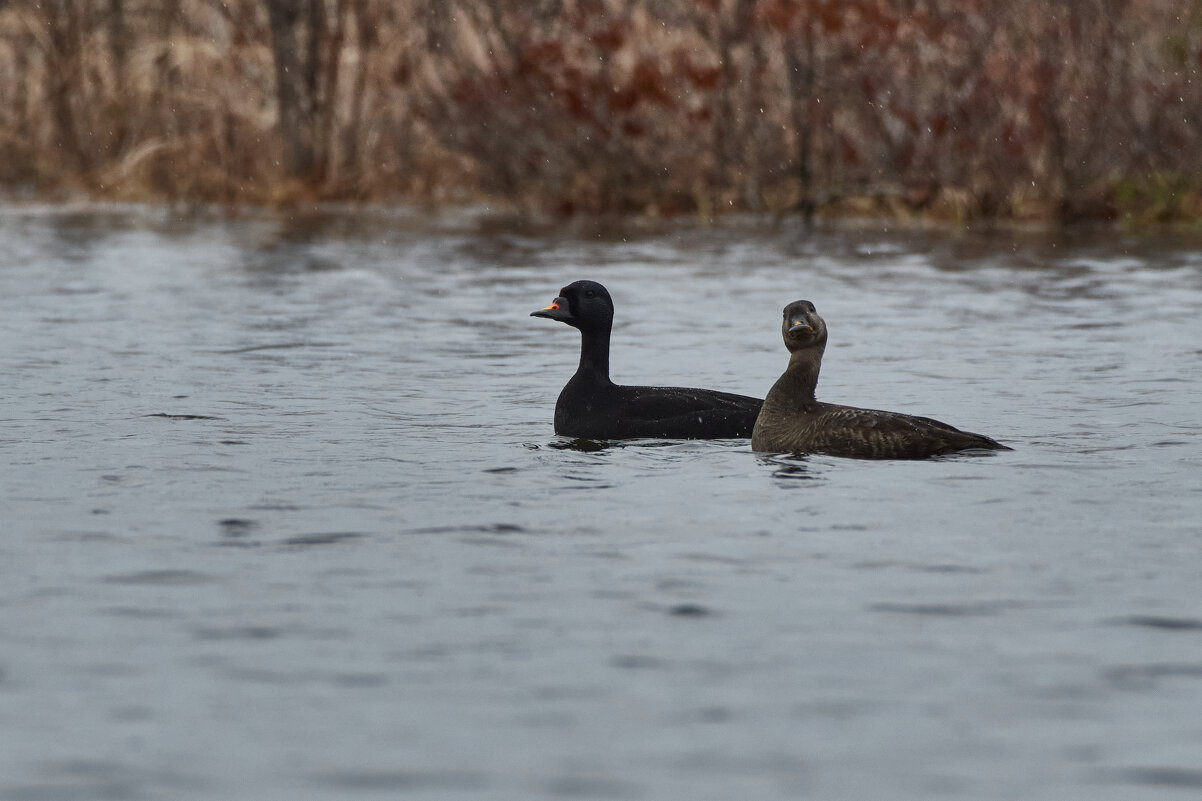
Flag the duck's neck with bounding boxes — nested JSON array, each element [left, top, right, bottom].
[[780, 346, 823, 404], [576, 325, 612, 381]]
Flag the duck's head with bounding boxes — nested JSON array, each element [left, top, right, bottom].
[[531, 280, 614, 331], [780, 300, 827, 352]]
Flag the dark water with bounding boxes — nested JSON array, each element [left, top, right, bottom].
[[2, 205, 1201, 800]]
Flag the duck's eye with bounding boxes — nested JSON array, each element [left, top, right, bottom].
[[585, 290, 596, 299]]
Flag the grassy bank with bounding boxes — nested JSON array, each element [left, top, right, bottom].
[[2, 0, 1201, 223]]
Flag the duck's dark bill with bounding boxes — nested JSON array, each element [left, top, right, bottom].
[[531, 298, 570, 320]]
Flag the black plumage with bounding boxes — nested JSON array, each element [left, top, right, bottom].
[[531, 280, 762, 439], [752, 300, 1009, 458]]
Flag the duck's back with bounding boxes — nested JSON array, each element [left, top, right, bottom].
[[556, 375, 762, 440], [752, 400, 1006, 459]]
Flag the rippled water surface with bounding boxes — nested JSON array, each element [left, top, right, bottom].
[[2, 206, 1201, 800]]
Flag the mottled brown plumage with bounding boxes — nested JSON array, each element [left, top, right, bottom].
[[752, 300, 1009, 459]]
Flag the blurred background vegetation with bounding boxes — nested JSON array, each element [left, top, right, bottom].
[[1, 0, 1200, 222]]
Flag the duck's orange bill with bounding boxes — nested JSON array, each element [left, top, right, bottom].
[[542, 302, 560, 311]]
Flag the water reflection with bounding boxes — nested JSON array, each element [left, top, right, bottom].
[[547, 437, 617, 453], [757, 453, 822, 486]]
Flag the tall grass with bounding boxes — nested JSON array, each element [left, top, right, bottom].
[[1, 0, 1200, 221]]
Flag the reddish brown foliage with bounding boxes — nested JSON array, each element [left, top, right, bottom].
[[0, 0, 1199, 221]]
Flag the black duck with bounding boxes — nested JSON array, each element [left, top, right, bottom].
[[531, 280, 762, 439]]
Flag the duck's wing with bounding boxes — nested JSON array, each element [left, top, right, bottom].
[[624, 385, 762, 414], [805, 403, 1007, 458], [608, 385, 763, 439]]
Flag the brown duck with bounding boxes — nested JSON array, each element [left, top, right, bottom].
[[752, 300, 1009, 459]]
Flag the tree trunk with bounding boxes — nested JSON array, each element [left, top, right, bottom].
[[41, 2, 90, 174], [267, 0, 315, 181], [785, 16, 816, 224]]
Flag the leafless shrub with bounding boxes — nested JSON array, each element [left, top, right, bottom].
[[0, 0, 1198, 220]]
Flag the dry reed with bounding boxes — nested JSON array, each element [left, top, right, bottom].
[[1, 0, 1200, 222]]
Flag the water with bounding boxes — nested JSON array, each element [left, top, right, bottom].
[[2, 205, 1200, 800]]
